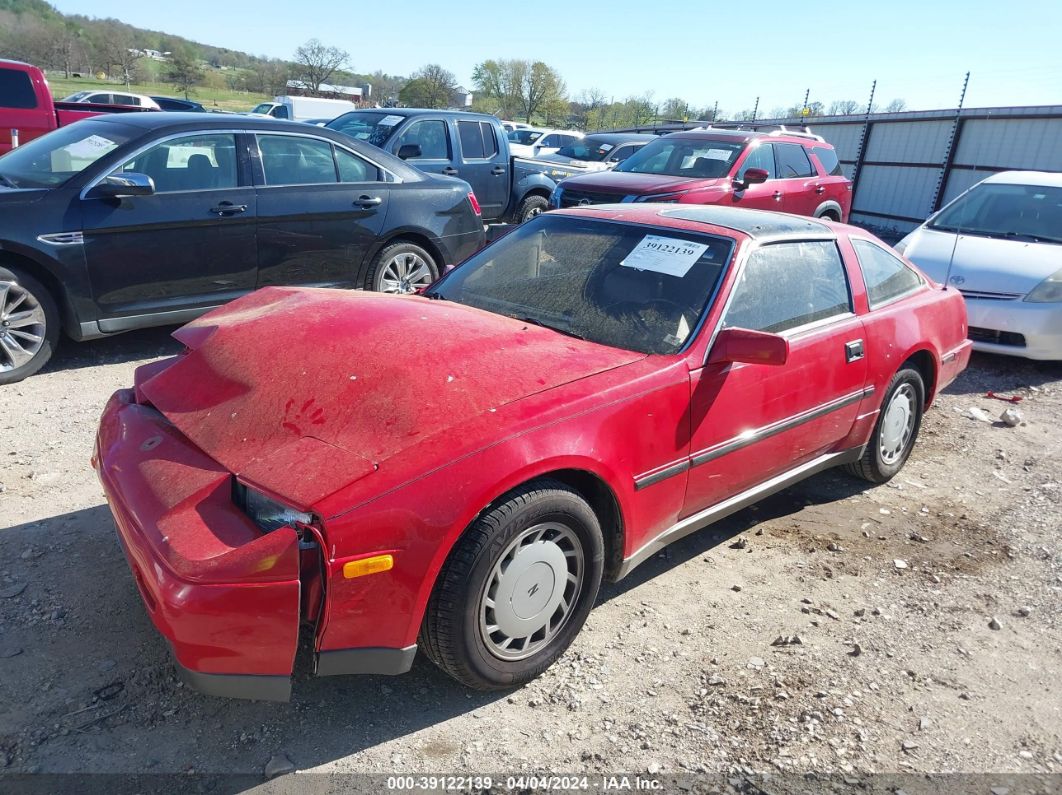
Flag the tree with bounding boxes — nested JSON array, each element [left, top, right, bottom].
[[399, 64, 458, 109], [521, 61, 565, 123], [292, 38, 348, 94], [168, 47, 202, 98], [828, 99, 860, 116], [885, 98, 908, 113], [96, 22, 142, 86], [473, 58, 566, 123], [660, 97, 690, 121]]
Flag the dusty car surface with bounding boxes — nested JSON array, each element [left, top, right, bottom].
[[94, 205, 971, 701]]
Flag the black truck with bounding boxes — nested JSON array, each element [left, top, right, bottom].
[[326, 109, 586, 224]]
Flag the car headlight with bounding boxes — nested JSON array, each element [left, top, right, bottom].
[[637, 192, 687, 203], [1025, 267, 1062, 303], [236, 483, 313, 532]]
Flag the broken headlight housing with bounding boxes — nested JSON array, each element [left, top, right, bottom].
[[235, 483, 313, 532]]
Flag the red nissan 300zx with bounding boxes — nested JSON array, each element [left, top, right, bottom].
[[94, 205, 971, 701]]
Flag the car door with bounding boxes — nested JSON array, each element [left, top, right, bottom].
[[729, 142, 783, 211], [455, 119, 507, 218], [391, 117, 453, 175], [254, 131, 390, 289], [80, 131, 258, 327], [774, 142, 821, 217], [683, 239, 868, 515]]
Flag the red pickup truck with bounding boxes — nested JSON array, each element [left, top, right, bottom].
[[1, 60, 154, 154]]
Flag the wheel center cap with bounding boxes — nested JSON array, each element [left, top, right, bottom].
[[511, 562, 555, 619]]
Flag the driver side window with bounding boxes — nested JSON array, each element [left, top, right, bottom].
[[737, 143, 775, 181], [115, 134, 238, 193], [724, 241, 851, 333], [395, 119, 451, 160]]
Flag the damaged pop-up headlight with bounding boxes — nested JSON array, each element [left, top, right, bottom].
[[235, 482, 313, 532]]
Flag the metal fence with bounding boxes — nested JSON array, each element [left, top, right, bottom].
[[609, 105, 1062, 239]]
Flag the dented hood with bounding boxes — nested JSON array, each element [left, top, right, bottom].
[[139, 287, 644, 506]]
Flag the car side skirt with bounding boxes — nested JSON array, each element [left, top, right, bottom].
[[176, 661, 292, 702], [315, 645, 418, 678], [617, 446, 864, 579]]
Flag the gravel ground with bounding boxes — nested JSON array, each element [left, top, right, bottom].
[[0, 328, 1060, 786]]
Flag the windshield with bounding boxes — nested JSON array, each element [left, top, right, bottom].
[[250, 103, 275, 114], [62, 91, 90, 102], [929, 182, 1062, 244], [616, 138, 745, 179], [326, 111, 404, 148], [0, 121, 135, 188], [427, 215, 734, 355], [554, 138, 617, 162], [508, 130, 543, 145]]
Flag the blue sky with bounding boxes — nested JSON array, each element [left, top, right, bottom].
[[51, 0, 1062, 113]]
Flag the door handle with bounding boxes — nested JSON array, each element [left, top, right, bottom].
[[353, 195, 382, 208], [442, 166, 459, 176], [491, 166, 506, 176], [814, 185, 826, 195], [210, 202, 247, 216], [773, 191, 783, 201], [845, 339, 865, 362]]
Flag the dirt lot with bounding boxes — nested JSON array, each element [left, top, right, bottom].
[[1, 328, 1060, 786]]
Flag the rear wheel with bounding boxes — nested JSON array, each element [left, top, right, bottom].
[[0, 266, 59, 385], [366, 241, 439, 294], [844, 367, 924, 483], [420, 479, 604, 689], [516, 195, 548, 223]]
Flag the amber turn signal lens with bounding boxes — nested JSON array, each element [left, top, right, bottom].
[[342, 554, 394, 579]]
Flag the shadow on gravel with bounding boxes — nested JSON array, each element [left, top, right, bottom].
[[39, 327, 183, 376], [943, 351, 1062, 396]]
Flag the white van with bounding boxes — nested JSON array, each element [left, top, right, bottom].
[[249, 96, 359, 122]]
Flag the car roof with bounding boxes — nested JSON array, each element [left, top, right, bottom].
[[552, 204, 836, 241], [582, 133, 657, 144], [339, 108, 500, 122], [659, 128, 828, 146], [87, 112, 327, 131], [982, 170, 1062, 188]]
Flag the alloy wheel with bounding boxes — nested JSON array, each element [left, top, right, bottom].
[[379, 252, 433, 294], [0, 281, 47, 374]]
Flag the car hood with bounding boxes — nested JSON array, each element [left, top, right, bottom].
[[560, 171, 712, 195], [537, 154, 603, 171], [0, 186, 47, 204], [902, 227, 1062, 295], [139, 287, 644, 505]]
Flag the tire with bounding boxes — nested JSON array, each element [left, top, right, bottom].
[[420, 479, 605, 690], [365, 241, 439, 294], [0, 266, 60, 386], [516, 195, 548, 224], [844, 367, 925, 483]]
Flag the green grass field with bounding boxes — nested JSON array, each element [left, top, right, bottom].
[[47, 76, 271, 113]]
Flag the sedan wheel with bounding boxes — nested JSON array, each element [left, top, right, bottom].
[[0, 267, 59, 385], [421, 479, 604, 689], [844, 367, 925, 483], [369, 242, 439, 295]]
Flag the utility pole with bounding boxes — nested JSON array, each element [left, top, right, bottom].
[[850, 79, 878, 212], [751, 96, 759, 123], [931, 71, 971, 213], [802, 87, 810, 118]]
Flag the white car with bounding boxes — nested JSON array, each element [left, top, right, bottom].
[[896, 171, 1062, 360], [507, 128, 583, 158], [61, 91, 161, 110], [500, 120, 531, 133]]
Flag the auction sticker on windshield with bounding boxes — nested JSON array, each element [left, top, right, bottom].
[[380, 115, 404, 126], [620, 235, 709, 277]]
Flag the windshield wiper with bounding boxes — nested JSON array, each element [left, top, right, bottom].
[[516, 316, 586, 341], [0, 174, 18, 189]]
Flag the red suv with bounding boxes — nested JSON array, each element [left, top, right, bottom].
[[550, 127, 851, 221]]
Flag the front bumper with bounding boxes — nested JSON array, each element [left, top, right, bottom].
[[94, 389, 303, 701], [965, 298, 1062, 361]]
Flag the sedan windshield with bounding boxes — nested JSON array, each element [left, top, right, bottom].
[[427, 215, 734, 354], [929, 182, 1062, 244], [0, 121, 136, 188], [616, 138, 745, 179], [508, 130, 543, 145], [326, 111, 404, 147], [554, 138, 615, 162]]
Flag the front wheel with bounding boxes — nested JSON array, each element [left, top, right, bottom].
[[366, 241, 439, 294], [0, 266, 60, 385], [844, 367, 925, 483], [420, 479, 604, 689], [516, 195, 549, 224]]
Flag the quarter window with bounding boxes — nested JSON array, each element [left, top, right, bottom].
[[852, 239, 924, 308], [480, 122, 499, 158], [811, 146, 843, 176], [335, 147, 380, 183], [259, 135, 337, 185], [396, 119, 451, 160], [774, 143, 815, 178], [723, 241, 852, 333], [115, 133, 238, 193]]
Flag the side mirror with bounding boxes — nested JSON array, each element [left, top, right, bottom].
[[707, 327, 789, 367], [88, 172, 155, 199], [397, 143, 422, 160], [733, 167, 769, 191]]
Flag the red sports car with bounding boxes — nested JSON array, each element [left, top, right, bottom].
[[94, 205, 971, 701]]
